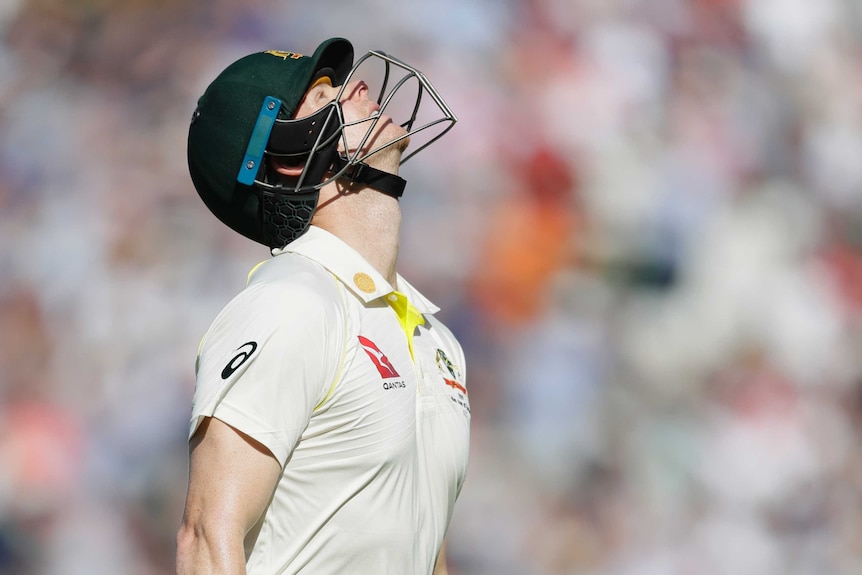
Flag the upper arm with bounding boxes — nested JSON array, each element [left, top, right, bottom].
[[191, 277, 345, 465], [433, 539, 449, 575], [177, 417, 282, 573], [182, 416, 282, 537]]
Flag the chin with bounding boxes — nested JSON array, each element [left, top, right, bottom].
[[392, 131, 410, 154], [361, 122, 409, 157], [382, 122, 410, 153]]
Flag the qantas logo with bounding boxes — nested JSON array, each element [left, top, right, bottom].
[[358, 336, 400, 379]]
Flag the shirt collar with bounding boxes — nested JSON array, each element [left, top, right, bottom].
[[270, 226, 439, 314]]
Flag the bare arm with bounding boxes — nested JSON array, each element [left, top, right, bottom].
[[433, 539, 449, 575], [176, 417, 283, 575]]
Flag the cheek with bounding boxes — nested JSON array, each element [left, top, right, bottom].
[[340, 102, 365, 124], [340, 105, 371, 141]]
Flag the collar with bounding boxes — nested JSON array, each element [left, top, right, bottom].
[[268, 226, 439, 314]]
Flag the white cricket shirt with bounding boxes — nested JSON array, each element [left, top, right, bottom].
[[190, 225, 471, 575]]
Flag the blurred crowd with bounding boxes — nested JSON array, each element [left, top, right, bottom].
[[2, 0, 862, 573]]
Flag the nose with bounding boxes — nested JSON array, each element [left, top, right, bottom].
[[340, 80, 369, 103]]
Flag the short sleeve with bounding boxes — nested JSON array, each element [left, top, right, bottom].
[[190, 272, 345, 466]]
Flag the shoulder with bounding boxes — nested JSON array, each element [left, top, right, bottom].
[[200, 253, 348, 356], [232, 253, 343, 320], [249, 252, 341, 301], [194, 253, 349, 396]]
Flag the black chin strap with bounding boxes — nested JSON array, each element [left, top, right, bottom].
[[332, 156, 406, 198]]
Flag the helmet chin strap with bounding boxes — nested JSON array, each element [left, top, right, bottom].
[[331, 155, 406, 198]]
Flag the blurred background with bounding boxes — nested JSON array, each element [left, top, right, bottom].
[[2, 0, 862, 573]]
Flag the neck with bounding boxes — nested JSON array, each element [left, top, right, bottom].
[[311, 179, 402, 286]]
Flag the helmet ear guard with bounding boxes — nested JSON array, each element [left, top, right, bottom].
[[257, 101, 344, 192], [247, 102, 344, 247]]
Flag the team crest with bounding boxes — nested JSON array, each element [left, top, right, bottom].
[[435, 349, 460, 380], [436, 349, 467, 396]]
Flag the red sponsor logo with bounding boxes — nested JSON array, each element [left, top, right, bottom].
[[358, 336, 400, 379], [443, 378, 467, 395]]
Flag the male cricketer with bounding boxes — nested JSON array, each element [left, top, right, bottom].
[[176, 37, 471, 575]]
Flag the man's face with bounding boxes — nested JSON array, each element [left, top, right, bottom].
[[293, 76, 410, 160]]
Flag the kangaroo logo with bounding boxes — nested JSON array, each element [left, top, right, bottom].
[[358, 336, 400, 379]]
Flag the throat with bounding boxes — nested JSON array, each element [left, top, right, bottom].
[[312, 187, 402, 285], [352, 208, 400, 285]]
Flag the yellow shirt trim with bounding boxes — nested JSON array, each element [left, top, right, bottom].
[[314, 277, 349, 411], [247, 260, 267, 284], [386, 291, 425, 360]]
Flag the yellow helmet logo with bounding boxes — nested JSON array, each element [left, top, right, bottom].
[[264, 50, 304, 60]]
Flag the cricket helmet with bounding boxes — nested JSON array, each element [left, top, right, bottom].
[[187, 37, 457, 249]]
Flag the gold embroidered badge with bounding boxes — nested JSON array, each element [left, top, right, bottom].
[[353, 273, 376, 294], [264, 50, 304, 60]]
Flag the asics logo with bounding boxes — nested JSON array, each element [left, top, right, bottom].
[[221, 342, 258, 379]]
